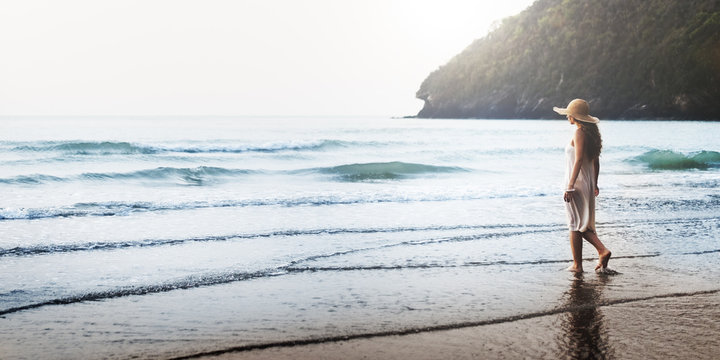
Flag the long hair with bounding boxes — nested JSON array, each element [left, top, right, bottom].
[[577, 121, 602, 159]]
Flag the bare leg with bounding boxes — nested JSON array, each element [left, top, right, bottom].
[[567, 231, 583, 272], [581, 230, 611, 270]]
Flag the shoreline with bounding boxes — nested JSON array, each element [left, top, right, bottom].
[[176, 288, 720, 360]]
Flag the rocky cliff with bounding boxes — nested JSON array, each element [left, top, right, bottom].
[[416, 0, 720, 120]]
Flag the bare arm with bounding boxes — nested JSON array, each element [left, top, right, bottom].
[[568, 129, 585, 190], [564, 129, 585, 202]]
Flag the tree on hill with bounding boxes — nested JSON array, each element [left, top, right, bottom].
[[416, 0, 720, 120]]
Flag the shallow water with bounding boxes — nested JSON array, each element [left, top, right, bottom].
[[0, 117, 718, 359]]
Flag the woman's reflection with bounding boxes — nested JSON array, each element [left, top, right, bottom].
[[556, 273, 614, 359]]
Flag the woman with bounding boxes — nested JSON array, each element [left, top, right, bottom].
[[553, 99, 611, 272]]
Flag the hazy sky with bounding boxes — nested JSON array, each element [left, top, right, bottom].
[[0, 0, 535, 117]]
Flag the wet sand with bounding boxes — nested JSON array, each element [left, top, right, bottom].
[[190, 290, 720, 360]]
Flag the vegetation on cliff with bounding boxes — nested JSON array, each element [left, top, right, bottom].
[[416, 0, 720, 119]]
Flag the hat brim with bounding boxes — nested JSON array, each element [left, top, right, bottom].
[[553, 106, 569, 115], [553, 106, 599, 124]]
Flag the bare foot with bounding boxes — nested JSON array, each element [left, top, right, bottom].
[[595, 250, 611, 270], [567, 264, 583, 273]]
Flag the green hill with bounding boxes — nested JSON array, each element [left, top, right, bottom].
[[416, 0, 720, 120]]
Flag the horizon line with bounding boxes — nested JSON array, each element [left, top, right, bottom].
[[0, 114, 404, 118]]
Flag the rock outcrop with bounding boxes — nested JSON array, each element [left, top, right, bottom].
[[416, 0, 720, 120]]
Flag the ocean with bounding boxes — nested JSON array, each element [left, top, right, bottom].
[[1, 116, 718, 359]]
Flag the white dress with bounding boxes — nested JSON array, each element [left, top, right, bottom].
[[564, 142, 596, 233]]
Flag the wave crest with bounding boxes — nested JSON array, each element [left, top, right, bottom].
[[633, 150, 720, 170], [315, 161, 467, 181], [12, 141, 157, 155], [0, 166, 254, 185], [8, 139, 361, 155], [82, 166, 252, 185], [0, 161, 467, 185]]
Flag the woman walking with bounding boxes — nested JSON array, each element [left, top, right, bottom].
[[554, 99, 611, 272]]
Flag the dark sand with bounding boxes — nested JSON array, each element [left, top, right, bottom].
[[190, 291, 720, 360]]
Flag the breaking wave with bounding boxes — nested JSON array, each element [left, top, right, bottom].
[[10, 141, 158, 155], [0, 161, 471, 185], [632, 149, 720, 170], [313, 161, 468, 181], [0, 166, 255, 185], [6, 139, 371, 155]]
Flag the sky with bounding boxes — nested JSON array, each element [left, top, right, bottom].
[[0, 0, 536, 117]]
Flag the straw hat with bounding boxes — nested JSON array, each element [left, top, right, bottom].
[[553, 99, 599, 124]]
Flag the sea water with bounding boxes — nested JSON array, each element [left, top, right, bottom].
[[0, 117, 718, 358]]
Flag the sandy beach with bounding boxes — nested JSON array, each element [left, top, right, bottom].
[[193, 290, 720, 360]]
